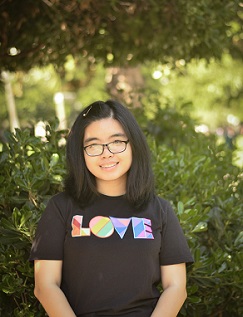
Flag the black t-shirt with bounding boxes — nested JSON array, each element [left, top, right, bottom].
[[30, 193, 193, 317]]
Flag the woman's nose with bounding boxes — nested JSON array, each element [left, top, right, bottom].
[[102, 145, 113, 157]]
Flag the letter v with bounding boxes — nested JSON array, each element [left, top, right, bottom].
[[110, 217, 131, 239]]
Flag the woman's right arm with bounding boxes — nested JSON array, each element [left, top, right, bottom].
[[34, 260, 76, 317]]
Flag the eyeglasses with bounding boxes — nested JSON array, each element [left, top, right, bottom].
[[84, 140, 129, 157]]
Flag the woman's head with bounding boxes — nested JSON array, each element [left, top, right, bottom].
[[64, 100, 155, 209]]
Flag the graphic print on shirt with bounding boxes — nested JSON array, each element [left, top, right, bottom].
[[71, 215, 154, 239]]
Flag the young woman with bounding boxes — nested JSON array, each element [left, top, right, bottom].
[[30, 100, 193, 317]]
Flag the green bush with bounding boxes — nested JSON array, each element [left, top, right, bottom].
[[152, 142, 242, 317], [136, 104, 243, 316], [0, 112, 242, 316], [138, 105, 243, 317], [0, 124, 67, 316]]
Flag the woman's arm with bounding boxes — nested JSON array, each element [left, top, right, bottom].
[[151, 263, 187, 317], [34, 260, 76, 317]]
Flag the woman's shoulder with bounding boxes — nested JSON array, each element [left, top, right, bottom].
[[46, 191, 78, 212], [49, 191, 70, 202], [48, 191, 75, 203], [153, 195, 173, 210], [42, 192, 79, 223], [150, 195, 178, 223]]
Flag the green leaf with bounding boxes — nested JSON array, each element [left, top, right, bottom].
[[192, 221, 208, 233], [177, 201, 184, 215]]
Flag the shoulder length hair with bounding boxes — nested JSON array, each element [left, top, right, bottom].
[[64, 100, 155, 209]]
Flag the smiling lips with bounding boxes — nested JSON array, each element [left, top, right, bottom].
[[100, 162, 118, 169]]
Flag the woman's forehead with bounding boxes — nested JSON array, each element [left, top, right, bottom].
[[84, 118, 127, 142]]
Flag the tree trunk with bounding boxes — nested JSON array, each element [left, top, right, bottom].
[[106, 66, 145, 107], [54, 92, 67, 130], [1, 71, 20, 132]]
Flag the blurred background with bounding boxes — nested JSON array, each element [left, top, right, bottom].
[[0, 1, 243, 316], [1, 0, 243, 167]]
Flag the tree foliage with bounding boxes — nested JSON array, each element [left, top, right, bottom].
[[1, 53, 243, 132], [0, 122, 66, 316], [0, 0, 242, 72], [141, 54, 243, 129]]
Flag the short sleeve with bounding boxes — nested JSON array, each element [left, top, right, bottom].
[[29, 195, 67, 261], [158, 198, 194, 266]]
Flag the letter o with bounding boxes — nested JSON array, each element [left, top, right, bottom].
[[89, 216, 114, 238]]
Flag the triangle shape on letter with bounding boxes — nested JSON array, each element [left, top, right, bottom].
[[110, 217, 131, 239]]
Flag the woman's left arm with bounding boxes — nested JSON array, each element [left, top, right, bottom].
[[151, 263, 187, 317]]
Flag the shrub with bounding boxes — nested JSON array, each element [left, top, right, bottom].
[[0, 125, 67, 316], [0, 113, 242, 316], [138, 105, 243, 317], [152, 141, 242, 317]]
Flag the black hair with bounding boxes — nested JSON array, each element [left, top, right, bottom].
[[64, 100, 155, 210]]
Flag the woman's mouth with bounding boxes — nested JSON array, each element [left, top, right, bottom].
[[100, 162, 118, 169]]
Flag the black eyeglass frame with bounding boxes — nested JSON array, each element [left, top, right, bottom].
[[83, 140, 130, 157]]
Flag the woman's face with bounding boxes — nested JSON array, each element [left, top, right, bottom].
[[83, 117, 132, 196]]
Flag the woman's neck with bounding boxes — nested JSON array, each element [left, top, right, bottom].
[[96, 179, 126, 197]]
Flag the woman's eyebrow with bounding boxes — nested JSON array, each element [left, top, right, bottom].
[[84, 133, 127, 144], [83, 137, 99, 144], [110, 133, 127, 138]]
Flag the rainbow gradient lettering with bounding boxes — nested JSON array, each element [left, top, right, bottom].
[[71, 215, 154, 239]]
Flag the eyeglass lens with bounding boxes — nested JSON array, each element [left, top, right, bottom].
[[85, 141, 128, 156]]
